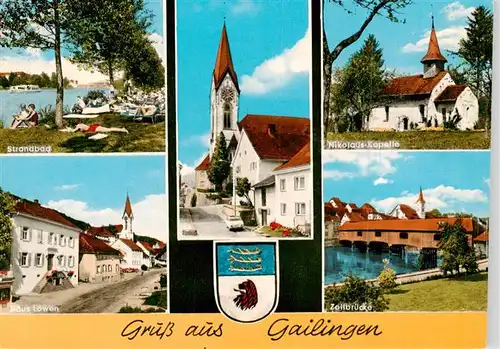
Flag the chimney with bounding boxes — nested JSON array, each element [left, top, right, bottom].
[[267, 124, 277, 137], [34, 199, 39, 205]]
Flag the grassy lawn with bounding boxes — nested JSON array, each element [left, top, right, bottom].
[[326, 131, 490, 149], [386, 272, 488, 311], [0, 113, 165, 153], [257, 226, 303, 238]]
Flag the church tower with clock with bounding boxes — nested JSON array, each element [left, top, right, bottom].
[[209, 23, 240, 160]]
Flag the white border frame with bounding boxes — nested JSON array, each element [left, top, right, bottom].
[[174, 0, 314, 242]]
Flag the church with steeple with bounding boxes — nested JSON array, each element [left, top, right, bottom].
[[366, 16, 479, 131]]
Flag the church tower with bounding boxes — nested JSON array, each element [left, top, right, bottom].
[[415, 187, 426, 219], [120, 194, 134, 240], [421, 16, 447, 78], [209, 23, 240, 160]]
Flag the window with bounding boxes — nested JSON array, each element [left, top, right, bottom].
[[19, 253, 30, 267], [280, 203, 287, 216], [419, 105, 425, 122], [295, 203, 306, 216], [96, 266, 101, 274], [442, 108, 447, 121], [236, 165, 241, 174], [21, 227, 30, 241], [124, 217, 128, 230], [49, 232, 55, 245], [399, 232, 408, 239], [32, 230, 42, 244], [375, 232, 382, 237], [357, 231, 363, 237], [294, 176, 305, 190], [280, 179, 286, 191], [223, 103, 231, 129], [433, 234, 441, 241], [385, 106, 390, 121], [35, 253, 43, 267], [68, 237, 74, 248], [108, 265, 112, 272], [68, 256, 74, 268], [261, 188, 267, 206], [250, 162, 257, 171], [58, 255, 65, 267], [116, 265, 120, 273]]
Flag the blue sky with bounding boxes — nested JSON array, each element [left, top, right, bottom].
[[324, 0, 493, 74], [0, 0, 165, 84], [177, 0, 310, 170], [323, 151, 491, 218], [0, 155, 167, 240]]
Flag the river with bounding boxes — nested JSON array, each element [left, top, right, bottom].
[[0, 88, 107, 126]]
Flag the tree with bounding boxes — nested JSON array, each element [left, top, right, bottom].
[[331, 35, 387, 131], [0, 0, 71, 128], [438, 219, 478, 276], [207, 132, 230, 192], [324, 273, 389, 312], [65, 0, 152, 86], [190, 193, 197, 208], [236, 177, 253, 207], [0, 77, 9, 89], [0, 189, 15, 271], [323, 0, 412, 136], [377, 259, 397, 293]]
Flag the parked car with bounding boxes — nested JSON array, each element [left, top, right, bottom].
[[225, 215, 244, 231]]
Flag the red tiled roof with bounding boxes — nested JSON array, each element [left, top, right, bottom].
[[345, 211, 365, 223], [124, 195, 133, 217], [80, 234, 120, 255], [474, 231, 489, 242], [213, 24, 239, 92], [195, 154, 210, 171], [421, 26, 447, 63], [139, 241, 155, 254], [361, 203, 377, 214], [398, 204, 420, 219], [120, 239, 143, 252], [87, 225, 123, 237], [341, 217, 474, 233], [14, 198, 79, 230], [382, 71, 447, 97], [274, 142, 310, 171], [238, 115, 310, 161], [435, 85, 467, 102]]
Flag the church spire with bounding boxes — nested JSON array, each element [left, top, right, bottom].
[[123, 193, 133, 219], [421, 16, 447, 64], [213, 23, 240, 92], [416, 186, 426, 219], [416, 186, 425, 204]]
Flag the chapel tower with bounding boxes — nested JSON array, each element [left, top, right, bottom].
[[209, 23, 240, 160], [421, 16, 447, 78], [120, 193, 134, 240], [416, 187, 426, 219]]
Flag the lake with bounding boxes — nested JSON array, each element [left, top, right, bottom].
[[0, 88, 107, 126], [324, 246, 422, 285]]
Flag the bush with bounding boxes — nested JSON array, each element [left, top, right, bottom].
[[118, 306, 164, 313], [160, 274, 167, 288], [85, 90, 106, 102], [443, 109, 462, 130], [38, 105, 70, 127], [141, 264, 148, 271], [377, 260, 397, 292], [324, 274, 389, 312], [144, 291, 167, 308], [240, 210, 257, 226], [190, 193, 197, 207]]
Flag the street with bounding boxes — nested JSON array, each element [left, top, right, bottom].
[[179, 205, 261, 240], [12, 269, 164, 314]]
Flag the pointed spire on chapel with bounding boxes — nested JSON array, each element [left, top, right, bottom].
[[213, 23, 240, 92]]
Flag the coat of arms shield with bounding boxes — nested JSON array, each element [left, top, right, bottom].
[[214, 241, 279, 323]]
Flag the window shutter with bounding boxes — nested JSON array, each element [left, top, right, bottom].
[[41, 254, 44, 267], [28, 228, 32, 242], [18, 252, 22, 265], [27, 253, 32, 267]]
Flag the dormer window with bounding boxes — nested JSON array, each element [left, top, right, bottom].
[[223, 103, 231, 129]]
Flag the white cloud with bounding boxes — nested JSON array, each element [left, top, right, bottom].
[[371, 185, 488, 213], [373, 177, 393, 186], [181, 133, 210, 148], [484, 178, 490, 187], [240, 28, 310, 95], [46, 194, 167, 242], [323, 151, 404, 178], [149, 33, 166, 64], [442, 2, 475, 21], [323, 170, 354, 181], [54, 184, 80, 191], [231, 0, 260, 15], [402, 26, 466, 53]]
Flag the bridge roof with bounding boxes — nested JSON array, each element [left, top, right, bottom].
[[340, 217, 474, 233]]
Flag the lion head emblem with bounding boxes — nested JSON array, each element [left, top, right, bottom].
[[233, 279, 258, 310]]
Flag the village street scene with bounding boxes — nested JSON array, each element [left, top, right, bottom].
[[323, 0, 493, 149], [177, 0, 312, 240], [0, 156, 167, 313], [0, 0, 166, 153], [323, 151, 490, 312]]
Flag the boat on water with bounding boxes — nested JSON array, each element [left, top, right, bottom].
[[8, 85, 41, 93]]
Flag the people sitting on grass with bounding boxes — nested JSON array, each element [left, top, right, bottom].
[[62, 123, 129, 134], [10, 104, 38, 129]]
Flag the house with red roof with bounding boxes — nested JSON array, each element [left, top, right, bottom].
[[367, 18, 478, 131], [9, 197, 81, 295], [79, 234, 121, 283], [193, 24, 311, 226]]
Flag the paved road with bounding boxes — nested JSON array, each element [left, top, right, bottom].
[[58, 269, 163, 313], [180, 205, 260, 240]]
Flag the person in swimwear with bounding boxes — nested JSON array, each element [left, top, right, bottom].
[[10, 104, 38, 128], [68, 123, 129, 134]]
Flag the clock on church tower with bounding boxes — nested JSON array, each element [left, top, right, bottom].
[[221, 86, 235, 102]]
